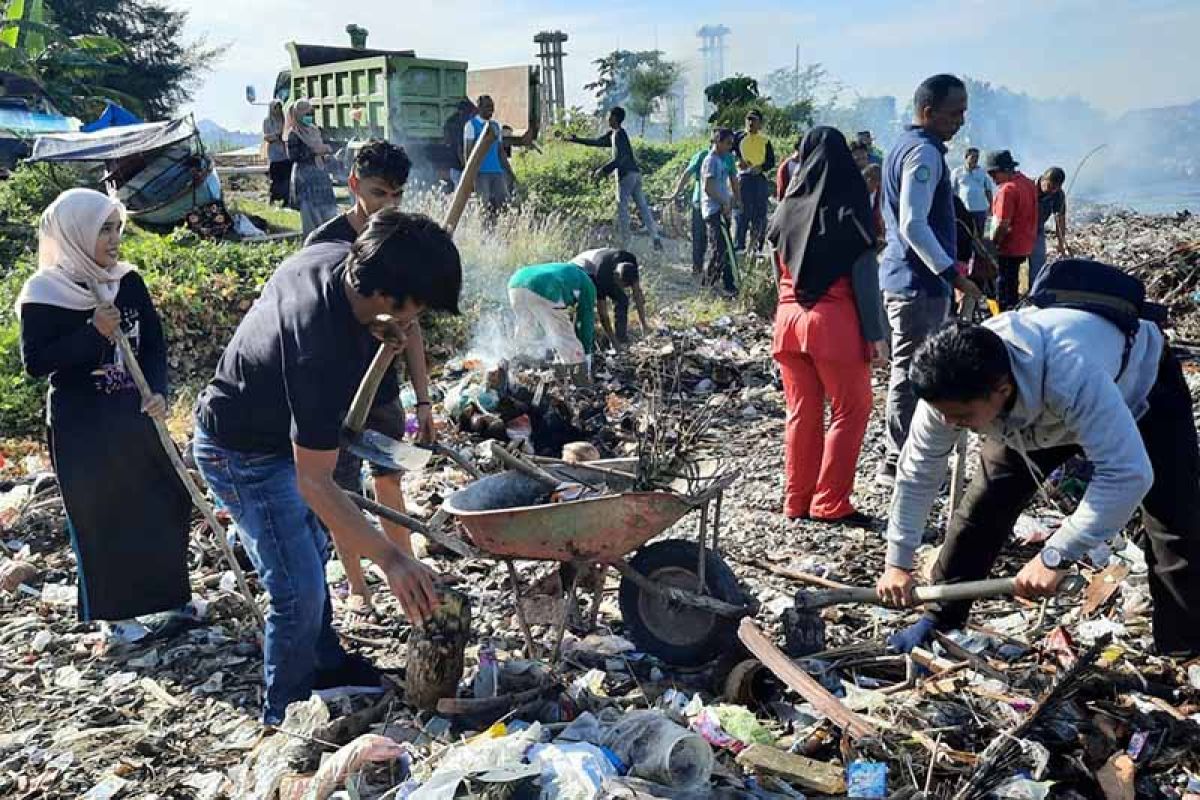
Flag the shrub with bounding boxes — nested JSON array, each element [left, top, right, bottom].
[[511, 139, 696, 225]]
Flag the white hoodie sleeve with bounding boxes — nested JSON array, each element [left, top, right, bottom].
[[886, 400, 962, 569], [1043, 357, 1155, 561]]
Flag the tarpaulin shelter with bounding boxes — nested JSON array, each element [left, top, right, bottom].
[[30, 115, 222, 226], [81, 102, 142, 133]]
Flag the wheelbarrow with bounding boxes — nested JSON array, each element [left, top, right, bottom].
[[350, 458, 754, 666]]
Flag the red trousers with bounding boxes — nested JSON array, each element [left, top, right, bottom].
[[773, 278, 873, 519]]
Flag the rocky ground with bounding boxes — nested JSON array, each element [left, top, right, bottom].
[[1, 210, 1200, 799]]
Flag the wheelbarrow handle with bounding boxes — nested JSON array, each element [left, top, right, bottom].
[[345, 491, 482, 559]]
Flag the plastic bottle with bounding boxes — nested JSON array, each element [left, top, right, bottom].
[[473, 643, 499, 700], [599, 710, 714, 789]]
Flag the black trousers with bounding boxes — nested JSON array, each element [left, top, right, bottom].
[[996, 255, 1025, 310], [268, 159, 292, 205], [735, 172, 770, 252], [704, 213, 737, 293], [691, 203, 707, 273], [929, 349, 1200, 656]]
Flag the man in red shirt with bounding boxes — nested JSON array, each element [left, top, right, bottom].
[[985, 150, 1038, 309]]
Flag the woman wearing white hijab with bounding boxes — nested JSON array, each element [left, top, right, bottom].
[[17, 188, 192, 627], [284, 98, 340, 235]]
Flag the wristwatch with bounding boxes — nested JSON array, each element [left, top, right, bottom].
[[1040, 547, 1070, 570]]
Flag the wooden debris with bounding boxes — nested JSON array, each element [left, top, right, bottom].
[[404, 588, 472, 712], [1097, 753, 1136, 800], [737, 619, 879, 740], [735, 744, 846, 794], [1082, 563, 1132, 617], [909, 646, 960, 675], [933, 631, 1010, 683]]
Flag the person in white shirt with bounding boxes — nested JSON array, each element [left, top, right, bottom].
[[950, 147, 994, 232]]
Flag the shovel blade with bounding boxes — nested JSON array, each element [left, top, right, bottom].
[[344, 429, 433, 472]]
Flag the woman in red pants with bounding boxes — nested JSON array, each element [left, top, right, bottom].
[[767, 127, 888, 527]]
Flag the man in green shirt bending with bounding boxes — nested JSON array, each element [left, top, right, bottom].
[[507, 262, 597, 372]]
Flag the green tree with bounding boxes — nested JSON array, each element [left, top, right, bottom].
[[585, 49, 671, 117], [704, 74, 809, 138], [763, 62, 839, 109], [626, 52, 680, 137], [45, 0, 222, 119], [704, 74, 760, 112], [0, 10, 133, 118]]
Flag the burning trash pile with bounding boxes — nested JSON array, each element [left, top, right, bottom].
[[3, 265, 1200, 798]]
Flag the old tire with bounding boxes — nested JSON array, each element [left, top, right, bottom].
[[618, 539, 748, 667]]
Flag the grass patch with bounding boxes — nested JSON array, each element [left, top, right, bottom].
[[227, 197, 303, 232]]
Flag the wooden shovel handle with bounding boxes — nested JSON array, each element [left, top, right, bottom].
[[344, 343, 396, 434], [443, 121, 496, 233]]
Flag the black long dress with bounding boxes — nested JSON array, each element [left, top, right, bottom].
[[19, 271, 191, 621]]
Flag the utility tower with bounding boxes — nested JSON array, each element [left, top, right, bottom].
[[696, 24, 731, 93], [534, 31, 569, 126]]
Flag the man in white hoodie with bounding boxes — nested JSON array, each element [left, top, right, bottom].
[[876, 285, 1200, 659]]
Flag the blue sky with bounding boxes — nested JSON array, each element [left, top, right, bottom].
[[179, 0, 1200, 131]]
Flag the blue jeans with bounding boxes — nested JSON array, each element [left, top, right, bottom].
[[192, 424, 347, 724], [1029, 231, 1048, 287], [616, 172, 660, 246]]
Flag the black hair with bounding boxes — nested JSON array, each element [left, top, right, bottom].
[[857, 130, 871, 138], [792, 136, 804, 151], [910, 322, 1012, 403], [913, 74, 966, 114], [346, 208, 462, 314], [965, 146, 980, 157], [1042, 166, 1066, 186], [712, 127, 735, 145], [610, 106, 627, 124], [352, 139, 412, 188], [615, 257, 639, 286]]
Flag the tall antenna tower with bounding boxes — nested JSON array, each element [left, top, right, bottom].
[[696, 24, 731, 92], [534, 31, 569, 126]]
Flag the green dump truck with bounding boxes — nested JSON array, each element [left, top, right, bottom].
[[264, 25, 539, 180]]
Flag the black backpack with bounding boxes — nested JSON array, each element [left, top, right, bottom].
[[1026, 258, 1167, 376]]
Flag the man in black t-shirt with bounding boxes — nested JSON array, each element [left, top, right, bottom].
[[193, 209, 462, 725], [306, 140, 436, 614], [570, 248, 648, 345]]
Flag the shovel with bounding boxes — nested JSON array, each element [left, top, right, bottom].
[[783, 574, 1085, 657], [339, 120, 497, 470]]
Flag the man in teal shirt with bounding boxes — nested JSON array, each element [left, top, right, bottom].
[[674, 143, 738, 276], [508, 263, 597, 369]]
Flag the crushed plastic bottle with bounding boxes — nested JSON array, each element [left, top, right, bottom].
[[599, 710, 714, 789]]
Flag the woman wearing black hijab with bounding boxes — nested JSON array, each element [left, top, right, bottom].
[[766, 126, 887, 527]]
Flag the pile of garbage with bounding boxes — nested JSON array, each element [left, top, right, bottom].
[[1070, 208, 1200, 339], [3, 209, 1200, 798]]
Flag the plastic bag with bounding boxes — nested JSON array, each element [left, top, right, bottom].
[[528, 742, 617, 800], [308, 734, 407, 800]]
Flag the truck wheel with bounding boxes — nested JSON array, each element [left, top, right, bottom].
[[618, 539, 748, 667]]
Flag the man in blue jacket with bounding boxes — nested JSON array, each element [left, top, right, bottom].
[[877, 299, 1200, 659], [877, 74, 982, 487]]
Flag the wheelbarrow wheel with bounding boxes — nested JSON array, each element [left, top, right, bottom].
[[618, 539, 747, 667]]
